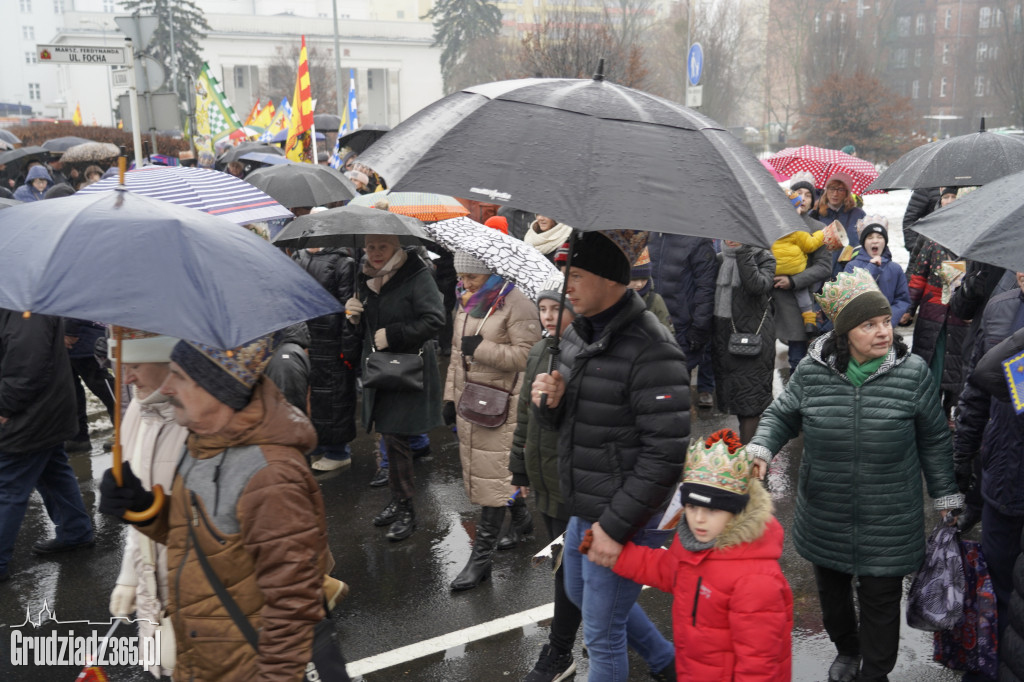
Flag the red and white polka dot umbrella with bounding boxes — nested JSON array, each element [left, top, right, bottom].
[[766, 145, 883, 195]]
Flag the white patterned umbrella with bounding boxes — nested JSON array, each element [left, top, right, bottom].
[[426, 216, 559, 301]]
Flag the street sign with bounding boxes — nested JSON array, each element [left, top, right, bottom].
[[134, 56, 166, 93], [118, 92, 181, 132], [114, 15, 159, 50], [37, 44, 127, 65], [687, 43, 704, 87], [685, 85, 703, 108], [111, 68, 130, 89]]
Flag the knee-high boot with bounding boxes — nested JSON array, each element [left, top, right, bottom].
[[497, 496, 534, 550], [451, 506, 505, 591]]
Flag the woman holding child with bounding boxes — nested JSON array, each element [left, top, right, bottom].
[[747, 269, 963, 682]]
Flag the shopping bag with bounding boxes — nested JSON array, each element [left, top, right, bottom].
[[934, 538, 998, 677], [908, 521, 966, 631]]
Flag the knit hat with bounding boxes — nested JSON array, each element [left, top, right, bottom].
[[815, 269, 892, 336], [680, 429, 751, 515], [856, 215, 889, 247], [568, 231, 647, 284], [484, 215, 509, 235], [630, 247, 652, 281], [788, 170, 817, 197], [939, 186, 960, 199], [840, 145, 857, 156], [453, 251, 492, 275], [536, 273, 575, 315], [825, 171, 854, 193], [109, 327, 179, 364], [169, 332, 281, 410]]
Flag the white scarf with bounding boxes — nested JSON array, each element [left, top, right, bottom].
[[363, 247, 408, 294], [525, 221, 574, 255]]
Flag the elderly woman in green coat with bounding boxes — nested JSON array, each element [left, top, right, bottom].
[[746, 269, 963, 682]]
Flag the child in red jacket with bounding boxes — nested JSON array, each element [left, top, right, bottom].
[[612, 429, 793, 681]]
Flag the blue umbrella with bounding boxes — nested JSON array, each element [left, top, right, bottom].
[[239, 151, 296, 167], [0, 189, 342, 348], [270, 129, 326, 143]]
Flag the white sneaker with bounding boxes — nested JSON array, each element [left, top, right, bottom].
[[312, 456, 352, 471]]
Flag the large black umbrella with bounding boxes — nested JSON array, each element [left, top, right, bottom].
[[245, 164, 357, 209], [868, 125, 1024, 191], [314, 113, 341, 132], [218, 142, 285, 168], [42, 135, 95, 153], [359, 70, 802, 248], [336, 125, 391, 155], [913, 170, 1024, 272], [0, 145, 49, 166], [0, 129, 22, 146], [273, 204, 431, 248]]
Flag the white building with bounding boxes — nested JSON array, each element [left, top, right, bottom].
[[1, 0, 442, 129]]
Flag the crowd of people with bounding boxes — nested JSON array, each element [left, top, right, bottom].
[[1, 144, 1022, 682]]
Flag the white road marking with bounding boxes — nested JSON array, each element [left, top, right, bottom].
[[346, 602, 554, 677]]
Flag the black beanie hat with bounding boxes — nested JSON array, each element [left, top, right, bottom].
[[569, 232, 630, 284], [679, 482, 750, 515], [860, 223, 888, 247]]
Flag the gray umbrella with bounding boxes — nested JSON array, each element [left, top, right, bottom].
[[0, 146, 49, 166], [42, 136, 95, 153], [273, 204, 431, 248], [314, 113, 341, 132], [868, 125, 1024, 191], [359, 67, 802, 248], [913, 170, 1024, 272], [0, 129, 22, 146], [0, 198, 22, 210], [336, 125, 391, 155], [245, 164, 357, 210]]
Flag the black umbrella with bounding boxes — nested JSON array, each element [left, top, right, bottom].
[[0, 129, 22, 146], [359, 68, 802, 248], [245, 164, 357, 210], [0, 146, 49, 166], [336, 125, 391, 155], [217, 142, 284, 168], [314, 113, 341, 132], [868, 123, 1024, 191], [913, 170, 1024, 272], [273, 204, 431, 248], [42, 136, 95, 153]]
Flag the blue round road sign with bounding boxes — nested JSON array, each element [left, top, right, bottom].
[[687, 43, 703, 86]]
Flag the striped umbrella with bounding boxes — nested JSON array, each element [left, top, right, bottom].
[[77, 166, 292, 224], [765, 145, 882, 195], [348, 190, 469, 222]]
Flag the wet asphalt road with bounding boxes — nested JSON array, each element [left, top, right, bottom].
[[0, 348, 967, 681]]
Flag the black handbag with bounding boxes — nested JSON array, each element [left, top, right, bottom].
[[363, 348, 424, 392], [187, 521, 350, 682], [728, 302, 770, 357]]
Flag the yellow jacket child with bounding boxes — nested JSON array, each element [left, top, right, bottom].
[[773, 229, 824, 276]]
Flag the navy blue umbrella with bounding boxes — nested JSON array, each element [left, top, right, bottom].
[[0, 189, 342, 348]]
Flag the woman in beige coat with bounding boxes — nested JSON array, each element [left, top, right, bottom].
[[444, 252, 541, 591], [107, 331, 188, 679]]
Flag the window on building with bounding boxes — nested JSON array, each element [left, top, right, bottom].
[[826, 11, 833, 25], [916, 14, 927, 34], [1014, 4, 1022, 30], [995, 7, 1003, 25], [980, 7, 991, 28], [22, 25, 34, 39], [928, 80, 933, 98], [234, 65, 246, 89], [975, 75, 986, 96], [894, 48, 909, 68], [28, 83, 40, 100], [20, 0, 31, 11], [102, 0, 115, 12], [942, 43, 950, 63], [840, 13, 847, 30], [396, 10, 404, 18], [53, 0, 63, 11], [945, 8, 953, 29], [914, 47, 923, 66], [856, 0, 865, 17], [814, 13, 821, 32], [25, 51, 37, 64], [940, 77, 948, 97], [897, 16, 911, 36], [912, 80, 920, 99], [977, 41, 988, 60]]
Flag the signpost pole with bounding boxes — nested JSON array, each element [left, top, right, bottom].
[[124, 38, 144, 166]]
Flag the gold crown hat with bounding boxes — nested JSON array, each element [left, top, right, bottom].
[[680, 429, 752, 514], [814, 268, 892, 336]]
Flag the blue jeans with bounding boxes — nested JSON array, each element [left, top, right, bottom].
[[686, 344, 715, 393], [0, 445, 93, 573], [563, 516, 675, 681], [787, 340, 808, 374], [379, 433, 430, 467]]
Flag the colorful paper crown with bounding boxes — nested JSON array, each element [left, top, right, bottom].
[[814, 268, 883, 324], [683, 429, 751, 495], [602, 229, 649, 268], [633, 247, 651, 268]]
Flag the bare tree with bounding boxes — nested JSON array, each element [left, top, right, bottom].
[[763, 0, 819, 138], [263, 43, 339, 115], [989, 0, 1024, 128], [446, 35, 526, 92]]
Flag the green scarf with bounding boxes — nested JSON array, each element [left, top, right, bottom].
[[846, 354, 885, 387]]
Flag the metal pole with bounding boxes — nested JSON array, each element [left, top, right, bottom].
[[685, 0, 691, 102], [168, 0, 179, 97], [332, 0, 344, 115], [125, 38, 144, 165]]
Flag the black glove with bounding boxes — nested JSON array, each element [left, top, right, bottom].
[[443, 401, 457, 426], [99, 462, 155, 520], [953, 454, 977, 494], [93, 335, 111, 370], [461, 334, 484, 356]]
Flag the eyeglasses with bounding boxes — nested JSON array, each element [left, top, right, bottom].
[[827, 186, 848, 194]]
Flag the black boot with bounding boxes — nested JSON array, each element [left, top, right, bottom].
[[497, 496, 534, 550], [451, 506, 505, 591], [373, 499, 400, 527], [386, 499, 415, 541]]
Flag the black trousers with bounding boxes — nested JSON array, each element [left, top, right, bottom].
[[384, 434, 415, 500], [542, 513, 583, 655], [70, 357, 116, 442], [813, 564, 903, 681]]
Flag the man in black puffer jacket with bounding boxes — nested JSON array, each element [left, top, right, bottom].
[[532, 231, 690, 682], [901, 186, 940, 258]]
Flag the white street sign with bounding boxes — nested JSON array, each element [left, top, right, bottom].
[[111, 68, 130, 89], [37, 44, 127, 65], [685, 85, 703, 108]]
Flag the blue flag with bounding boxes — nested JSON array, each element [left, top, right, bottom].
[[1005, 349, 1024, 415], [329, 69, 360, 170]]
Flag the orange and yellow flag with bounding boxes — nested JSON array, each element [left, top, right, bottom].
[[244, 98, 261, 126], [72, 103, 82, 126], [285, 36, 315, 163], [253, 100, 275, 130]]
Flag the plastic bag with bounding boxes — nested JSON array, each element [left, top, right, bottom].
[[934, 538, 998, 677], [907, 521, 966, 631]]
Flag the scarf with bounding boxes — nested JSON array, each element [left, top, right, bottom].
[[714, 243, 741, 319], [363, 247, 408, 294], [845, 354, 886, 387], [457, 274, 510, 319], [677, 518, 717, 552], [525, 221, 574, 255]]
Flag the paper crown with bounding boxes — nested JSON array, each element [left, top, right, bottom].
[[814, 268, 883, 324], [633, 247, 651, 268], [683, 429, 752, 495], [602, 229, 649, 268]]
